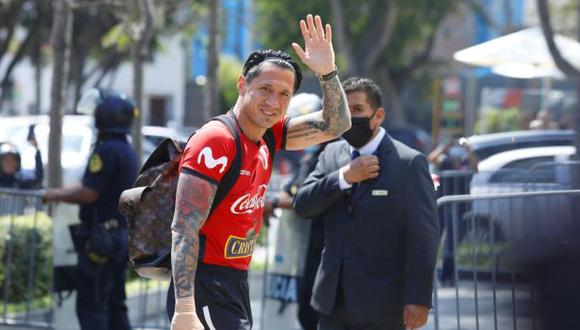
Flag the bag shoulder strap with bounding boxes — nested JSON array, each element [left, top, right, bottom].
[[208, 111, 242, 215], [263, 128, 277, 163]]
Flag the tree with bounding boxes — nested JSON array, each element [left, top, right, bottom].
[[203, 0, 219, 121], [48, 0, 74, 188], [129, 0, 155, 166], [537, 0, 580, 185], [0, 1, 53, 113], [254, 0, 463, 126]]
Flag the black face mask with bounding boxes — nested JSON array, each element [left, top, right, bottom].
[[342, 112, 377, 148]]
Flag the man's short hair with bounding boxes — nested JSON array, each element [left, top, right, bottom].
[[243, 49, 303, 93], [342, 77, 383, 110]]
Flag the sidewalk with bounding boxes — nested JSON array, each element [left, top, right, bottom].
[[0, 244, 539, 330]]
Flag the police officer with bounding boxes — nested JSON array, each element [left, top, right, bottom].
[[43, 88, 137, 330], [0, 136, 43, 189]]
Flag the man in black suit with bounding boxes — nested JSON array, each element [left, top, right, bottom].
[[293, 77, 439, 330]]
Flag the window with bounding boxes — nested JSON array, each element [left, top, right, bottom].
[[489, 156, 555, 183]]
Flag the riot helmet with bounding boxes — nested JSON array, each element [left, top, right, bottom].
[[77, 88, 136, 134], [0, 142, 21, 175], [288, 93, 323, 157], [288, 93, 322, 117]]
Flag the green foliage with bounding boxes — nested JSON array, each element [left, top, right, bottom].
[[254, 0, 461, 75], [218, 55, 244, 111], [0, 212, 52, 305], [474, 107, 520, 134], [253, 1, 326, 60], [101, 24, 132, 51]]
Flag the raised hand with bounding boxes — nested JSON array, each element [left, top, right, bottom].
[[292, 14, 335, 77]]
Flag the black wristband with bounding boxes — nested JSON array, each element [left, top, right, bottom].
[[318, 66, 338, 82]]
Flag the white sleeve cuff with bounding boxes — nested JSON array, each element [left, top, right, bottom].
[[338, 166, 353, 190]]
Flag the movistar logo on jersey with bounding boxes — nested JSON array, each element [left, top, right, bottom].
[[258, 145, 269, 170], [224, 235, 258, 259], [230, 184, 267, 215], [197, 147, 228, 174]]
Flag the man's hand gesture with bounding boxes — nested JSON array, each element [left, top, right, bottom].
[[343, 156, 380, 184], [292, 14, 335, 77]]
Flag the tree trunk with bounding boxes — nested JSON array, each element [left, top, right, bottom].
[[71, 48, 88, 113], [0, 2, 21, 62], [328, 0, 354, 72], [379, 68, 404, 127], [536, 0, 580, 187], [204, 0, 219, 120], [48, 0, 73, 188], [0, 19, 39, 110], [131, 0, 155, 167], [34, 46, 42, 115]]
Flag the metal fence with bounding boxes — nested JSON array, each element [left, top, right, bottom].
[[433, 188, 580, 330], [3, 167, 580, 330], [0, 188, 52, 328]]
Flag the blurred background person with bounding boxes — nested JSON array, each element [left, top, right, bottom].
[[0, 130, 43, 189], [529, 109, 558, 130], [263, 93, 334, 330], [427, 136, 478, 286]]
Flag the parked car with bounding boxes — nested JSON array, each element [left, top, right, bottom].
[[463, 129, 575, 161], [142, 125, 189, 146], [0, 115, 159, 186], [468, 146, 577, 246]]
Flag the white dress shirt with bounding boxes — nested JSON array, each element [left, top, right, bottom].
[[338, 127, 385, 190]]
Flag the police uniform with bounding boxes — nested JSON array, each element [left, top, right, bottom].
[[76, 135, 137, 330]]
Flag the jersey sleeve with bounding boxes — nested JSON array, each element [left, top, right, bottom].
[[179, 122, 236, 185], [271, 116, 290, 151], [82, 145, 115, 193]]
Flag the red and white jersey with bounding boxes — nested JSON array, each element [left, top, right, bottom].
[[179, 117, 288, 270]]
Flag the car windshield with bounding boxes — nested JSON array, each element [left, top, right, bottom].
[[34, 124, 86, 154]]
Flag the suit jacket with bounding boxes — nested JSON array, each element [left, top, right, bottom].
[[293, 133, 440, 323]]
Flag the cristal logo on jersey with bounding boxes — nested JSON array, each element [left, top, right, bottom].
[[231, 184, 267, 215], [258, 145, 269, 170], [197, 147, 228, 173], [224, 235, 258, 259]]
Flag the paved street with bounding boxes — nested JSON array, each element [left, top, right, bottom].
[[0, 277, 541, 330]]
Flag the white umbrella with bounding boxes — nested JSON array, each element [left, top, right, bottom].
[[454, 27, 580, 79], [453, 27, 580, 132], [491, 62, 565, 79]]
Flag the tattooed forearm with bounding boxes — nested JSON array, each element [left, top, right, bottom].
[[285, 75, 350, 150], [171, 172, 217, 299], [320, 75, 350, 136]]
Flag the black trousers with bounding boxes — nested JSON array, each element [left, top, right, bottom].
[[167, 263, 252, 330], [318, 289, 404, 330], [76, 229, 130, 330]]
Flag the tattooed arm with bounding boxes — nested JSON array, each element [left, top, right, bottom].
[[170, 172, 217, 330], [288, 14, 351, 150], [285, 76, 349, 150]]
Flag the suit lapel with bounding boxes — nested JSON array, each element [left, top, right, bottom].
[[336, 141, 351, 169], [350, 133, 395, 204]]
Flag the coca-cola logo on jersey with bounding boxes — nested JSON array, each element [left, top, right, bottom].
[[231, 184, 268, 215]]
